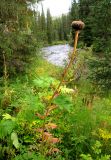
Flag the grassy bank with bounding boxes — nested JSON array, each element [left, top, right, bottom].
[[43, 41, 68, 47], [0, 51, 111, 160]]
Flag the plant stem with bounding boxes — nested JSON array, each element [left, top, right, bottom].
[[50, 31, 79, 102], [40, 31, 80, 154]]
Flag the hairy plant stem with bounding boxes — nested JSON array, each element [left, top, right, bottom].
[[40, 31, 80, 155], [41, 31, 79, 155], [50, 30, 79, 102]]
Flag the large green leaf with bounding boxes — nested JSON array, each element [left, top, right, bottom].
[[11, 132, 20, 149], [33, 76, 56, 89], [0, 120, 16, 139], [54, 95, 73, 111]]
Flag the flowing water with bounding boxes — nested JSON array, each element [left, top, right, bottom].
[[43, 44, 73, 66]]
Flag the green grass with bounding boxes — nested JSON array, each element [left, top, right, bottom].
[[0, 51, 111, 160], [44, 41, 68, 47]]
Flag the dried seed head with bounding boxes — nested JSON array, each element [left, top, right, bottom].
[[71, 20, 85, 31]]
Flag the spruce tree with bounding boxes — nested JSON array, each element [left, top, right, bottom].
[[89, 0, 111, 92], [41, 6, 46, 31], [58, 18, 64, 41], [61, 14, 70, 41], [46, 9, 53, 44], [92, 0, 111, 53], [70, 0, 79, 21], [79, 0, 93, 46], [52, 19, 59, 42], [0, 0, 41, 76], [40, 6, 47, 43]]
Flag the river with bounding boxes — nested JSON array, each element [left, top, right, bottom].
[[42, 44, 73, 66]]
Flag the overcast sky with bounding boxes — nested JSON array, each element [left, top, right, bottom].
[[38, 0, 72, 17]]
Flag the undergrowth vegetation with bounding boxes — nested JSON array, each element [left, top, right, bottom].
[[0, 49, 111, 160]]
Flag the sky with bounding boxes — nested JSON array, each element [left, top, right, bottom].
[[37, 0, 72, 17]]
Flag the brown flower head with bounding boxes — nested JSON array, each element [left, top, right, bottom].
[[71, 20, 85, 31]]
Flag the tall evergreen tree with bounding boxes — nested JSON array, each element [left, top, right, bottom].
[[40, 6, 47, 43], [41, 6, 46, 31], [92, 0, 111, 53], [89, 0, 111, 91], [70, 0, 79, 21], [58, 18, 64, 41], [61, 14, 70, 41], [46, 9, 53, 44], [52, 19, 59, 42], [79, 0, 93, 46], [0, 0, 41, 76]]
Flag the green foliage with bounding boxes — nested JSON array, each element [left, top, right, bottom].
[[88, 54, 111, 92], [79, 0, 93, 47], [47, 9, 53, 44], [35, 8, 70, 46], [70, 0, 79, 21], [0, 0, 41, 76], [92, 0, 111, 53], [0, 53, 111, 160], [80, 140, 110, 160], [54, 95, 73, 111], [80, 154, 93, 160], [70, 0, 111, 91], [11, 132, 20, 149], [0, 119, 16, 139], [70, 0, 93, 47], [33, 76, 56, 89], [87, 0, 111, 92], [13, 152, 46, 160]]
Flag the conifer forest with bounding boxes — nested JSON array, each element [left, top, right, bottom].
[[0, 0, 111, 159]]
